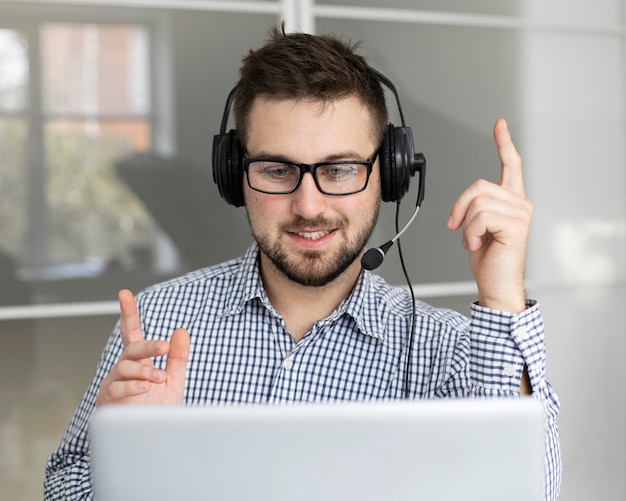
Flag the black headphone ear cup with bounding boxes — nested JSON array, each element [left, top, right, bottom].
[[393, 126, 412, 201], [379, 123, 397, 203], [379, 124, 416, 203], [212, 129, 245, 207], [227, 131, 245, 207]]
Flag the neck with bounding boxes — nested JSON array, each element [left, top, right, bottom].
[[259, 252, 362, 342]]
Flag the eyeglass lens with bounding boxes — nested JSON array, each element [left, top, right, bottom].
[[246, 160, 370, 195]]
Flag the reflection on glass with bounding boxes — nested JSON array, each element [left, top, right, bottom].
[[0, 29, 29, 307], [0, 119, 28, 258], [23, 22, 157, 280], [41, 24, 149, 115], [0, 29, 28, 111], [45, 120, 153, 270]]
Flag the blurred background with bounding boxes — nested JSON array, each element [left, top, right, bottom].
[[0, 1, 624, 499]]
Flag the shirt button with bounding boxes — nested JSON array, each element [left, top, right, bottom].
[[503, 364, 516, 377], [517, 328, 530, 341], [283, 357, 293, 370]]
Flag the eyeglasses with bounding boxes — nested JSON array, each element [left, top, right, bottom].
[[243, 151, 378, 196]]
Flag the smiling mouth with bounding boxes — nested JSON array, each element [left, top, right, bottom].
[[292, 229, 334, 240]]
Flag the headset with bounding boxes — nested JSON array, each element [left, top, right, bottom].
[[212, 68, 426, 210]]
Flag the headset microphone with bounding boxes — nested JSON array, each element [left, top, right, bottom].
[[361, 202, 422, 271], [361, 142, 426, 271]]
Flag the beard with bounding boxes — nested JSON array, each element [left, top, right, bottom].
[[250, 205, 380, 287]]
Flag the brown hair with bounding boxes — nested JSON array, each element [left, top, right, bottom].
[[233, 24, 388, 147]]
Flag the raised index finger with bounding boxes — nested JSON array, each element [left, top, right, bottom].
[[118, 289, 144, 347], [494, 118, 525, 196]]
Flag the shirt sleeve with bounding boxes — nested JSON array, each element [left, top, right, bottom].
[[469, 300, 562, 501]]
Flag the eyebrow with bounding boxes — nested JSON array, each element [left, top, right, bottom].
[[247, 150, 372, 162]]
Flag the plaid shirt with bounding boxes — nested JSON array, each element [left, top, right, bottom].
[[45, 242, 561, 500]]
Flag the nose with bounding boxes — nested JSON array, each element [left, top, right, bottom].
[[291, 172, 327, 219]]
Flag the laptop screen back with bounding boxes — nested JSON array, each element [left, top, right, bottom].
[[90, 398, 545, 501]]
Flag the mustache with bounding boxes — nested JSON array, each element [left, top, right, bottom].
[[281, 216, 347, 232]]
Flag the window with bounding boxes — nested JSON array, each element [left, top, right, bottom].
[[0, 29, 28, 260], [0, 16, 171, 285], [41, 23, 153, 273]]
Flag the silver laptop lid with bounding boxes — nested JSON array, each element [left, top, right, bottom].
[[90, 398, 545, 501]]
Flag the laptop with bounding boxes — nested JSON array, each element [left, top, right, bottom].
[[90, 398, 545, 501]]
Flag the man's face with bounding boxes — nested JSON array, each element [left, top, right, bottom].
[[243, 95, 381, 287]]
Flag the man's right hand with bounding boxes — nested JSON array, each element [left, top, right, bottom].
[[96, 289, 190, 407]]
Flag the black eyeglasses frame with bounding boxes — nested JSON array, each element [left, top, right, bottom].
[[242, 150, 379, 196]]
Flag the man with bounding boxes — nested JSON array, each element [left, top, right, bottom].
[[45, 26, 561, 500]]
